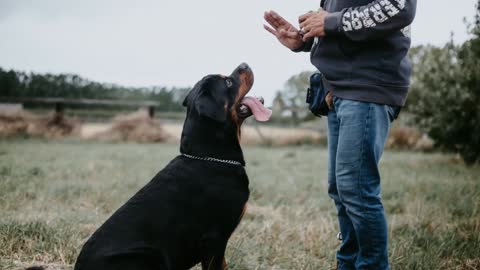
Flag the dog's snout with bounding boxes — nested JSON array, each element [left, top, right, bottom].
[[232, 63, 252, 75], [232, 63, 254, 91], [238, 63, 250, 71]]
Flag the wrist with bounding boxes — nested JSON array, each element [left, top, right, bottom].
[[324, 12, 343, 34]]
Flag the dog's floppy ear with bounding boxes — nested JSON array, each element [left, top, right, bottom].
[[182, 92, 192, 107], [183, 76, 211, 108], [194, 78, 228, 122], [182, 83, 199, 108]]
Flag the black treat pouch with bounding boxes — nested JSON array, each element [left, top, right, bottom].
[[306, 73, 329, 117]]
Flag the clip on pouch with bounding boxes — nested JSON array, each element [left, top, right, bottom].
[[306, 73, 329, 117]]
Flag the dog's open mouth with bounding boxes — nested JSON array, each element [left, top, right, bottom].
[[231, 63, 272, 122], [238, 96, 272, 122]]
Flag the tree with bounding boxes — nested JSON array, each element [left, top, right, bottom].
[[0, 68, 190, 112], [0, 69, 21, 96], [407, 1, 480, 164], [274, 71, 313, 124]]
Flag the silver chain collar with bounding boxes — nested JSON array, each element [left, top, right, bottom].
[[181, 153, 244, 167]]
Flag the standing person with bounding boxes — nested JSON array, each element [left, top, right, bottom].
[[263, 1, 416, 269]]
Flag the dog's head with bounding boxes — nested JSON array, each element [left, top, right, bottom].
[[180, 63, 271, 161], [182, 63, 271, 127]]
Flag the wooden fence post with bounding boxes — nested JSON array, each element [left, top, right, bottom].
[[148, 106, 155, 118], [54, 102, 65, 114]]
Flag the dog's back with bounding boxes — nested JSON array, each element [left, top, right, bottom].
[[74, 156, 249, 270]]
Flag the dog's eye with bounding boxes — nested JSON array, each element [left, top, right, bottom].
[[225, 79, 233, 88]]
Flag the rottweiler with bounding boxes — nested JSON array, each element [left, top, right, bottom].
[[72, 63, 272, 270]]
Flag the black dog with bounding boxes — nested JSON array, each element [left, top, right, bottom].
[[72, 63, 271, 270]]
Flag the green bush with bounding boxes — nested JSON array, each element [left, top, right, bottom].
[[407, 1, 480, 164]]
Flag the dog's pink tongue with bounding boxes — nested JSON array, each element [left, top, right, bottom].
[[241, 96, 272, 122]]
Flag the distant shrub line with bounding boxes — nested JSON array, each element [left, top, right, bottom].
[[0, 68, 189, 112]]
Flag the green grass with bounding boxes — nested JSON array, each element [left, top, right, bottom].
[[0, 140, 479, 269]]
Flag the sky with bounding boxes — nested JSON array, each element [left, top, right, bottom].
[[0, 0, 477, 105]]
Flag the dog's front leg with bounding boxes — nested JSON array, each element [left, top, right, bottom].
[[200, 232, 228, 270]]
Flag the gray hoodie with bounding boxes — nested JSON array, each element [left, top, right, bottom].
[[296, 0, 417, 106]]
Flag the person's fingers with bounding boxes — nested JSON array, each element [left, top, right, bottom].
[[303, 28, 325, 41], [288, 25, 300, 33], [299, 18, 312, 30], [303, 31, 315, 42], [299, 12, 314, 24], [285, 30, 301, 39], [302, 25, 312, 34], [279, 29, 300, 39], [270, 10, 286, 22], [268, 11, 285, 29], [264, 24, 279, 37], [270, 10, 291, 28], [299, 14, 308, 24], [265, 11, 280, 29], [264, 12, 280, 29]]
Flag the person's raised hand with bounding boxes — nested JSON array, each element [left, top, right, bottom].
[[298, 9, 329, 42], [264, 10, 304, 50]]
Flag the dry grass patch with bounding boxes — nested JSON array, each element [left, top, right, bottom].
[[1, 141, 479, 269], [386, 126, 434, 151], [240, 126, 324, 146], [0, 111, 81, 139], [91, 110, 168, 143]]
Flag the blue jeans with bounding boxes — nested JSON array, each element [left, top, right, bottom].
[[328, 97, 396, 270]]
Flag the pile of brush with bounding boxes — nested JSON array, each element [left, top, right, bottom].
[[0, 110, 81, 138], [386, 126, 434, 151], [91, 110, 168, 143]]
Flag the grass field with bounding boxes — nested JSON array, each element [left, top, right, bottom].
[[0, 140, 479, 270]]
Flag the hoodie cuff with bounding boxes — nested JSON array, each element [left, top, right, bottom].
[[324, 12, 343, 35], [292, 43, 307, 53]]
